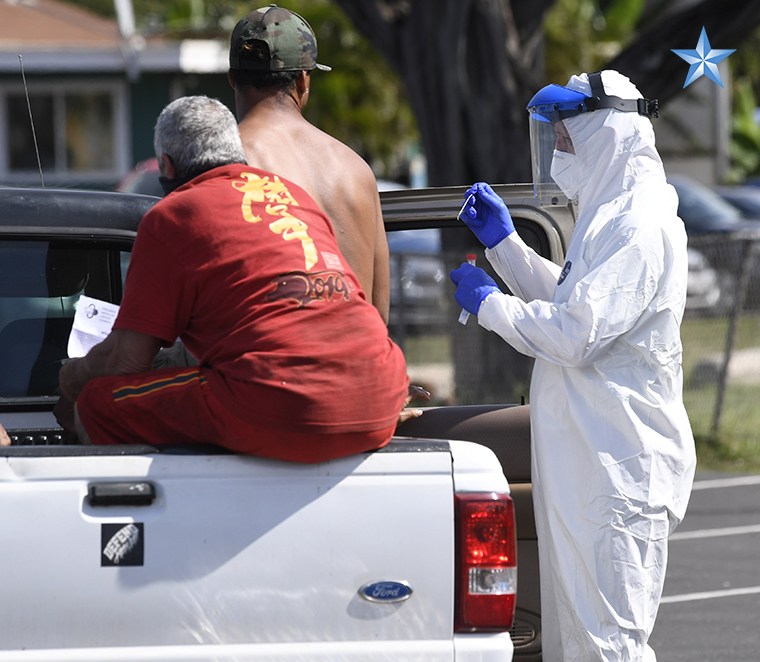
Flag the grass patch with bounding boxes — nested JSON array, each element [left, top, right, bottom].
[[686, 381, 760, 472], [682, 313, 760, 472], [681, 314, 760, 352], [398, 332, 451, 364], [694, 434, 760, 473]]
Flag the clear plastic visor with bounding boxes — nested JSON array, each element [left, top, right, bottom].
[[528, 111, 567, 206]]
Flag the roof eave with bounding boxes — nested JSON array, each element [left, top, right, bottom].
[[0, 39, 228, 75]]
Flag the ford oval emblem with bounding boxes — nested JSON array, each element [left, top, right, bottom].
[[359, 580, 413, 603]]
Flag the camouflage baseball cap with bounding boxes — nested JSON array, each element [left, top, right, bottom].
[[229, 4, 331, 72]]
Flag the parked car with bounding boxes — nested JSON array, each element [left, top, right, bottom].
[[668, 174, 757, 234], [685, 247, 728, 315], [714, 184, 760, 220], [376, 181, 450, 332], [668, 174, 760, 311], [115, 157, 162, 197], [386, 227, 448, 332]]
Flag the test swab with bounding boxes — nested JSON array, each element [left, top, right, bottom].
[[458, 254, 477, 325]]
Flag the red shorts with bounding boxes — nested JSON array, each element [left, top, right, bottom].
[[76, 367, 396, 463]]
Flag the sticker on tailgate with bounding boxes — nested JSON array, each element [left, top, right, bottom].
[[101, 523, 144, 566]]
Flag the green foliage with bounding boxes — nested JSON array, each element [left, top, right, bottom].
[[726, 78, 760, 183], [283, 0, 418, 178], [543, 0, 644, 84], [727, 26, 760, 184], [730, 24, 760, 98], [65, 0, 114, 17], [600, 0, 645, 40], [70, 0, 248, 35]]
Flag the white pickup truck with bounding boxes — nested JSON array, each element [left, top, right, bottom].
[[0, 185, 575, 661]]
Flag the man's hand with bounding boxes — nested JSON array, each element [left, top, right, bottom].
[[53, 395, 77, 436], [0, 422, 10, 447], [58, 330, 163, 402], [58, 357, 87, 402], [450, 262, 500, 316], [459, 183, 515, 248], [398, 384, 431, 424]]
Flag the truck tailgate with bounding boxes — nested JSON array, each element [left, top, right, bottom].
[[0, 442, 458, 660]]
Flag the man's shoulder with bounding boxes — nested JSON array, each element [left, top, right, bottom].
[[322, 129, 374, 172], [152, 165, 249, 206]]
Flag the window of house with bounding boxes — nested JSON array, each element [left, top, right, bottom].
[[1, 81, 127, 184]]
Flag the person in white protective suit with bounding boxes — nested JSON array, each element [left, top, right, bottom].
[[450, 70, 697, 661]]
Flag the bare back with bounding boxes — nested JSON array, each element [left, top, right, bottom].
[[238, 106, 390, 322]]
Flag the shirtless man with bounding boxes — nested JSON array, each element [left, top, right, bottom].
[[228, 5, 390, 322]]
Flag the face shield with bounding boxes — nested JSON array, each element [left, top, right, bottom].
[[526, 72, 659, 206], [527, 84, 587, 205]]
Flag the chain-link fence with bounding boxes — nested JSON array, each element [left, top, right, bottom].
[[681, 233, 760, 448]]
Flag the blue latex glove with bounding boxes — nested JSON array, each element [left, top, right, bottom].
[[459, 182, 515, 248], [450, 263, 500, 316]]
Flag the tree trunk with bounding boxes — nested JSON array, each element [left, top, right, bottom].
[[332, 0, 555, 186]]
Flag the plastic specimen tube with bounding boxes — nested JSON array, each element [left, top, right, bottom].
[[458, 254, 477, 325]]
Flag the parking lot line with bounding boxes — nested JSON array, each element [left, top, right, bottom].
[[691, 475, 760, 490], [661, 585, 760, 604], [670, 523, 760, 541]]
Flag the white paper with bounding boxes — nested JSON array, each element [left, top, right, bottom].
[[67, 295, 120, 358]]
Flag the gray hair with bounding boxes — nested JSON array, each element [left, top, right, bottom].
[[153, 96, 246, 177]]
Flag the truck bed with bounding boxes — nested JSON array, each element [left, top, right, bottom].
[[0, 438, 513, 661]]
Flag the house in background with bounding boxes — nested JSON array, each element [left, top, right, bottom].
[[0, 0, 232, 190]]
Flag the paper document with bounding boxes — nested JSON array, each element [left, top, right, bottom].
[[67, 295, 120, 358]]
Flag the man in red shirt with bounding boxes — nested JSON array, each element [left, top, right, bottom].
[[56, 95, 409, 463]]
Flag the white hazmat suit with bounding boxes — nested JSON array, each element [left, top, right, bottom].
[[476, 71, 697, 660]]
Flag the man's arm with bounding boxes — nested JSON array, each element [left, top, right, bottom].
[[59, 329, 163, 401], [372, 195, 391, 324]]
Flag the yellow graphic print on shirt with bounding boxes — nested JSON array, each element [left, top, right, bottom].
[[231, 172, 318, 270]]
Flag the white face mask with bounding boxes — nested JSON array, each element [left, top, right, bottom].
[[550, 149, 581, 199]]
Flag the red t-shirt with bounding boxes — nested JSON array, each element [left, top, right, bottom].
[[115, 164, 408, 434]]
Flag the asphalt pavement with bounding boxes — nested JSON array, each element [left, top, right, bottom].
[[650, 472, 760, 661]]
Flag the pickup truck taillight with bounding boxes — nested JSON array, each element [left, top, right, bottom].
[[454, 493, 517, 632]]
